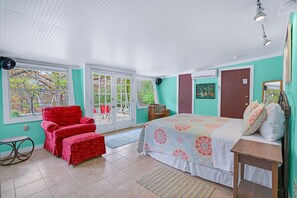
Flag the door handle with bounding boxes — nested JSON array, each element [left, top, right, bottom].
[[245, 103, 248, 106]]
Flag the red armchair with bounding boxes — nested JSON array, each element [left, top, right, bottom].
[[41, 106, 96, 156]]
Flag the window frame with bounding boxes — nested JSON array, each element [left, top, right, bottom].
[[136, 77, 158, 109], [2, 63, 75, 124]]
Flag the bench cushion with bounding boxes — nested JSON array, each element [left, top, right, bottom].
[[62, 132, 106, 165]]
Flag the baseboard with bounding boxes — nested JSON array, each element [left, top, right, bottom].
[[0, 144, 43, 158], [135, 123, 145, 127]]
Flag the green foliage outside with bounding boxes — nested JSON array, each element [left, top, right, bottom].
[[9, 69, 68, 117], [138, 81, 155, 106]]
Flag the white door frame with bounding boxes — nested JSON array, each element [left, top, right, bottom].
[[217, 65, 254, 117], [84, 64, 136, 133]]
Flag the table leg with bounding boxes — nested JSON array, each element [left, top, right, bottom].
[[272, 162, 278, 198], [240, 162, 245, 181], [233, 153, 239, 198]]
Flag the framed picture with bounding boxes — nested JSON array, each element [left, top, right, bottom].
[[196, 83, 215, 99], [284, 22, 292, 84]]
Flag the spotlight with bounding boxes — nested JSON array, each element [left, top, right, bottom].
[[254, 0, 266, 22], [0, 56, 16, 70]]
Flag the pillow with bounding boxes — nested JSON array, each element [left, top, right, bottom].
[[243, 100, 259, 119], [242, 103, 268, 136], [260, 103, 285, 142]]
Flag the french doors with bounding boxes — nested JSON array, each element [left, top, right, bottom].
[[91, 70, 134, 133]]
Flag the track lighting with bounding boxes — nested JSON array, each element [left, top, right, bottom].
[[254, 0, 266, 21], [262, 24, 271, 46]]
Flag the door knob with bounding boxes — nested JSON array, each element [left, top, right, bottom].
[[245, 103, 248, 106]]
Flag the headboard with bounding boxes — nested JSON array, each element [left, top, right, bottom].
[[278, 91, 291, 198]]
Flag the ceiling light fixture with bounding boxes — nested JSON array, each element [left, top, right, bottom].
[[254, 0, 266, 21], [262, 24, 271, 46]]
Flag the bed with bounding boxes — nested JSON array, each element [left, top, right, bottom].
[[137, 91, 290, 198]]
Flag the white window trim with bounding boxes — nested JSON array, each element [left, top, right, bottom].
[[2, 63, 75, 124], [136, 77, 158, 109]]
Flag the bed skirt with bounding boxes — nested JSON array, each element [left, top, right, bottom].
[[146, 151, 272, 188]]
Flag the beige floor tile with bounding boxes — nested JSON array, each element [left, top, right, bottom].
[[100, 189, 126, 198], [110, 157, 135, 169], [39, 165, 68, 178], [15, 179, 47, 198], [103, 153, 124, 162], [74, 169, 106, 187], [44, 171, 75, 187], [1, 189, 15, 198], [139, 189, 160, 198], [116, 179, 146, 197], [49, 180, 81, 198], [84, 179, 114, 197], [12, 163, 39, 178], [62, 189, 92, 198], [14, 171, 43, 187], [105, 170, 131, 186], [1, 178, 14, 192], [27, 189, 53, 198]]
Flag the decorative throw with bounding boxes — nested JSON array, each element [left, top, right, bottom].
[[243, 100, 259, 119], [242, 103, 268, 136]]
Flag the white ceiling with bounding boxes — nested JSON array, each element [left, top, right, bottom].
[[0, 0, 290, 77]]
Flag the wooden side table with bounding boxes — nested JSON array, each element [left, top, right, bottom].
[[231, 139, 282, 198], [0, 136, 34, 166]]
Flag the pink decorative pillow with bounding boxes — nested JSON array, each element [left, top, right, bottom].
[[242, 103, 268, 136], [243, 100, 259, 119], [41, 121, 59, 133], [80, 116, 95, 124]]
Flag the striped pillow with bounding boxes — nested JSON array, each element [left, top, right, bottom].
[[243, 100, 259, 119], [242, 103, 268, 136]]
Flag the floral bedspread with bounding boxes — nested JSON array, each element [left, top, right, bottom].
[[141, 114, 230, 167]]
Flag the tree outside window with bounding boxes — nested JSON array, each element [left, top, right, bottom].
[[9, 68, 69, 118], [137, 80, 156, 108]]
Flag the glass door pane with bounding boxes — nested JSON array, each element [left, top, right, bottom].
[[116, 75, 132, 122], [93, 72, 113, 126]]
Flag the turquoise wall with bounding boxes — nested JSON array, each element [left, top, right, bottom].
[[136, 108, 148, 124], [157, 76, 177, 115], [287, 12, 297, 198], [0, 68, 84, 151], [194, 56, 283, 116], [72, 69, 84, 112], [194, 78, 218, 116]]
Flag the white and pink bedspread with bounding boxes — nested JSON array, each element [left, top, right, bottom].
[[138, 114, 230, 168]]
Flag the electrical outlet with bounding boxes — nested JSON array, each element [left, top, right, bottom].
[[293, 180, 297, 198], [23, 124, 29, 131]]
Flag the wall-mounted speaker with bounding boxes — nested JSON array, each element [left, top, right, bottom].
[[156, 78, 162, 85], [0, 56, 16, 70]]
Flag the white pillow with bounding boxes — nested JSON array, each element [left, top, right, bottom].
[[259, 103, 285, 142]]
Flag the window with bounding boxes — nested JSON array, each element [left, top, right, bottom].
[[136, 79, 158, 109], [2, 64, 74, 124]]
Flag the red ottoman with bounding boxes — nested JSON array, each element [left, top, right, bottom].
[[62, 132, 106, 165]]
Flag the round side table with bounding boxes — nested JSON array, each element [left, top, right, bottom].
[[0, 136, 34, 166]]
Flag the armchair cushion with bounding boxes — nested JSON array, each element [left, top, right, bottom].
[[80, 116, 95, 124], [41, 121, 59, 133], [53, 123, 96, 140], [42, 106, 82, 126]]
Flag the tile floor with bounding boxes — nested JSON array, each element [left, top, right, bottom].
[[0, 137, 233, 198]]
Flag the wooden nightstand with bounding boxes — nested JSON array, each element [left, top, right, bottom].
[[231, 139, 282, 198]]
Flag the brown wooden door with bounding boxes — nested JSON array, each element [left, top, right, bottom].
[[221, 69, 250, 119], [179, 74, 192, 113]]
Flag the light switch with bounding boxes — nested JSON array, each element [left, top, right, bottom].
[[242, 79, 248, 84]]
